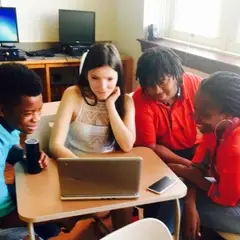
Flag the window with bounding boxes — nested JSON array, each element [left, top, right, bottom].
[[173, 0, 221, 38], [153, 0, 240, 54], [237, 23, 240, 42], [227, 20, 240, 53]]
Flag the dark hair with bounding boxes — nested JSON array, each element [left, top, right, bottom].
[[0, 63, 43, 107], [78, 43, 125, 119], [136, 46, 184, 89], [199, 71, 240, 117]]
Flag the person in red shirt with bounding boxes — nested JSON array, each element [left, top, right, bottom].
[[169, 71, 240, 238], [133, 46, 201, 229], [133, 46, 201, 167]]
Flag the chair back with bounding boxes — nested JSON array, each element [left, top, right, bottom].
[[27, 114, 56, 156], [100, 218, 173, 240]]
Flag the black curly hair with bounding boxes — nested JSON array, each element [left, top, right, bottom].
[[0, 63, 43, 107], [136, 46, 184, 89]]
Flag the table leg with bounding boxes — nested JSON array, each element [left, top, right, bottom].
[[173, 199, 181, 240], [28, 222, 36, 240]]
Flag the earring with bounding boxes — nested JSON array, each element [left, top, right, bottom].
[[214, 119, 233, 141]]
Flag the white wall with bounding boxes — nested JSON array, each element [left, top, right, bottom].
[[2, 0, 116, 42], [2, 0, 144, 66], [114, 0, 145, 88], [115, 0, 144, 57]]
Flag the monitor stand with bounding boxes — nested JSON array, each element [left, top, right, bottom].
[[1, 43, 16, 48]]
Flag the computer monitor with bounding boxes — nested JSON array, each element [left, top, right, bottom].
[[59, 9, 95, 45], [0, 7, 19, 43]]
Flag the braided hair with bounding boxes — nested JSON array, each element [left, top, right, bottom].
[[136, 46, 184, 89], [199, 71, 240, 117]]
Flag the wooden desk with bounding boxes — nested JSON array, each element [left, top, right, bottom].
[[15, 147, 187, 240], [0, 54, 133, 102]]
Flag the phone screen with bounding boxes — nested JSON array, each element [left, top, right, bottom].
[[148, 176, 177, 194], [204, 177, 217, 183]]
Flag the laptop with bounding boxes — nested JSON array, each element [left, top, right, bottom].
[[57, 156, 142, 200]]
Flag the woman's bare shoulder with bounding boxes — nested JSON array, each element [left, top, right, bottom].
[[64, 85, 82, 97]]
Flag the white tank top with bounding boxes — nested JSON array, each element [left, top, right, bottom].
[[64, 97, 115, 156]]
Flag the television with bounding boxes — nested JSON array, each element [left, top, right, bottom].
[[59, 9, 95, 45], [0, 7, 19, 43]]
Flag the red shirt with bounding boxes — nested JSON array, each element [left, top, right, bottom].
[[133, 72, 201, 150], [192, 119, 240, 206]]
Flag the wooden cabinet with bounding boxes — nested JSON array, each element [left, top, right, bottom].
[[1, 55, 133, 102]]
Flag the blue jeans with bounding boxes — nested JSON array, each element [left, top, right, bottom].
[[144, 200, 179, 234], [0, 227, 43, 240], [144, 190, 240, 234]]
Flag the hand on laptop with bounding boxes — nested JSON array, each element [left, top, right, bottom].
[[38, 151, 49, 169]]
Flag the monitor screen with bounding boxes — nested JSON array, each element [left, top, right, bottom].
[[0, 7, 19, 43], [59, 10, 95, 45]]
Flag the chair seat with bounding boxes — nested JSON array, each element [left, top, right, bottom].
[[100, 218, 173, 240], [218, 232, 240, 240]]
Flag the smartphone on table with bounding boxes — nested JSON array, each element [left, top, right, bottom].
[[148, 176, 177, 194]]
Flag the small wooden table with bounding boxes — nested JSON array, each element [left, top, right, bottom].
[[15, 147, 187, 240]]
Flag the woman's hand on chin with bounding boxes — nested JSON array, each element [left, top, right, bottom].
[[106, 87, 120, 108]]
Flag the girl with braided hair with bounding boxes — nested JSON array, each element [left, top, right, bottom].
[[170, 71, 240, 239]]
